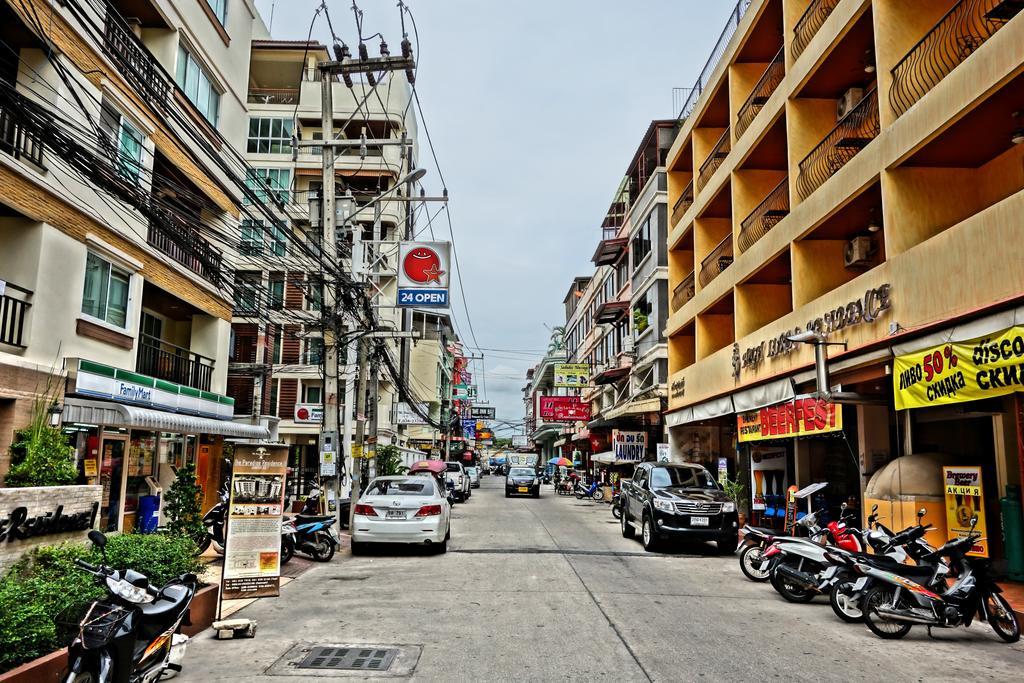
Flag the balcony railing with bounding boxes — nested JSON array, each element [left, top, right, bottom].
[[699, 236, 734, 288], [0, 92, 45, 168], [793, 0, 840, 58], [671, 180, 695, 226], [676, 0, 754, 121], [738, 177, 789, 252], [796, 87, 879, 200], [697, 128, 731, 191], [247, 88, 300, 105], [735, 48, 785, 139], [0, 281, 32, 348], [136, 334, 214, 391], [671, 272, 695, 312], [890, 0, 1019, 118], [147, 219, 224, 284], [103, 14, 171, 113]]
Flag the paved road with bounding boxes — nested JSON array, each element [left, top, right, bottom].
[[180, 476, 1023, 681]]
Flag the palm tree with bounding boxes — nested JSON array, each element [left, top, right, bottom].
[[546, 326, 566, 355]]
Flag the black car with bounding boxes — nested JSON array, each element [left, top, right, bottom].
[[505, 466, 540, 498], [620, 462, 737, 553]]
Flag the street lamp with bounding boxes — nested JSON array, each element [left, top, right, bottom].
[[786, 331, 881, 405], [47, 400, 64, 428]]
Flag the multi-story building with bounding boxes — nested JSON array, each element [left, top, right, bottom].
[[665, 0, 1024, 568], [403, 310, 458, 462], [0, 0, 269, 529], [524, 333, 568, 462], [229, 40, 419, 495]]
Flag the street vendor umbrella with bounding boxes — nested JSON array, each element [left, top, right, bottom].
[[548, 457, 573, 467], [410, 460, 446, 474]]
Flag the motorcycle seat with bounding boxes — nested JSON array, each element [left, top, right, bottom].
[[296, 514, 334, 523], [746, 526, 777, 537], [140, 584, 193, 620]]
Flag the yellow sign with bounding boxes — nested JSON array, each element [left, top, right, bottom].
[[942, 466, 988, 558], [83, 458, 98, 477], [554, 363, 590, 388], [894, 326, 1024, 410], [352, 444, 364, 459], [737, 396, 843, 443]]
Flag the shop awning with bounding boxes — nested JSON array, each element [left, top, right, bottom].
[[603, 397, 662, 420], [553, 437, 567, 448], [665, 394, 735, 428], [63, 398, 270, 439], [592, 451, 615, 464], [572, 429, 591, 442]]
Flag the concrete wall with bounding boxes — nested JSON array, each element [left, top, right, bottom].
[[0, 485, 102, 572]]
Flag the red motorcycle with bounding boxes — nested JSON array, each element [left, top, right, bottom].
[[826, 513, 862, 553]]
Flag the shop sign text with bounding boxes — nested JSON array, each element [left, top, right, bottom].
[[0, 503, 99, 543], [612, 430, 647, 462], [737, 396, 843, 442]]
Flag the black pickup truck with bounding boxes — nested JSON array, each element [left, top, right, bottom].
[[620, 462, 738, 553]]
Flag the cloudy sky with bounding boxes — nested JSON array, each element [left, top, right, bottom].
[[253, 0, 732, 431]]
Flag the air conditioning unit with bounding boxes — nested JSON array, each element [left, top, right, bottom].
[[837, 87, 865, 120], [622, 336, 635, 355], [844, 236, 874, 268]]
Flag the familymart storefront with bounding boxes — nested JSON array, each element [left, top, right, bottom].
[[61, 360, 269, 533]]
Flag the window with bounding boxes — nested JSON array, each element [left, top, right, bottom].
[[632, 214, 652, 270], [140, 312, 163, 340], [633, 289, 653, 336], [268, 275, 284, 310], [82, 252, 131, 328], [268, 223, 287, 256], [302, 382, 322, 403], [240, 219, 262, 256], [99, 100, 145, 184], [271, 326, 283, 363], [204, 0, 227, 25], [306, 278, 324, 312], [304, 338, 324, 365], [245, 168, 291, 205], [175, 45, 221, 127], [233, 272, 260, 315], [247, 118, 293, 154]]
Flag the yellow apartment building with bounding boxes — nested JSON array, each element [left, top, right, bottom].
[[665, 0, 1024, 574]]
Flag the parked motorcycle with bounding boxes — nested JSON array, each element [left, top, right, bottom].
[[611, 492, 622, 520], [197, 484, 229, 554], [860, 515, 1020, 642], [736, 513, 829, 582], [281, 512, 339, 562], [574, 480, 603, 502], [63, 530, 197, 683]]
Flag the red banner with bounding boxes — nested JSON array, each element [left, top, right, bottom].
[[737, 396, 842, 442], [539, 396, 591, 422]]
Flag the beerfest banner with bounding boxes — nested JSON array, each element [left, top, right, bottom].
[[222, 444, 289, 600], [894, 326, 1024, 410], [942, 466, 989, 558], [737, 396, 843, 443]]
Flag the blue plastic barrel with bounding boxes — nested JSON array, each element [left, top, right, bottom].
[[138, 495, 160, 534]]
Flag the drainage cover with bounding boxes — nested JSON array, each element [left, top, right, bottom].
[[298, 646, 398, 672]]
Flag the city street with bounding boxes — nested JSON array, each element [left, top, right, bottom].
[[180, 477, 1024, 682]]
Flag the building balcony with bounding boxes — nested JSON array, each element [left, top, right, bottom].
[[735, 48, 785, 140], [147, 219, 223, 284], [698, 235, 734, 288], [792, 0, 840, 58], [595, 299, 630, 325], [592, 228, 628, 267], [890, 0, 1021, 118], [671, 272, 695, 313], [0, 90, 46, 169], [0, 280, 31, 349], [102, 13, 171, 113], [738, 177, 789, 252], [671, 179, 694, 227], [247, 88, 301, 105], [136, 334, 214, 391], [593, 358, 630, 386], [697, 127, 730, 191], [796, 87, 879, 200]]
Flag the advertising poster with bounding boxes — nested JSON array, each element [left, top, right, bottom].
[[612, 431, 647, 462], [554, 363, 590, 388], [222, 444, 289, 600], [394, 402, 429, 425], [894, 326, 1024, 410], [538, 396, 591, 421], [397, 241, 451, 307], [470, 406, 496, 420], [943, 466, 989, 558], [749, 447, 787, 512], [462, 419, 477, 440], [656, 443, 670, 463], [511, 435, 528, 448], [293, 403, 323, 423], [737, 396, 842, 442]]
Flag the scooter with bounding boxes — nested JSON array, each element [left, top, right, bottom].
[[198, 484, 228, 554], [611, 492, 623, 520], [736, 512, 830, 582], [63, 530, 197, 683], [281, 512, 339, 562], [574, 480, 603, 501], [860, 515, 1020, 642]]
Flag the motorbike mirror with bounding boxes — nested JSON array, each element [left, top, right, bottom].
[[840, 502, 847, 511], [917, 508, 926, 519], [88, 529, 107, 548], [969, 514, 978, 530], [871, 503, 878, 513]]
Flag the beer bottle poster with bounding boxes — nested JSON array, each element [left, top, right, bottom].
[[942, 465, 988, 558], [222, 444, 289, 599]]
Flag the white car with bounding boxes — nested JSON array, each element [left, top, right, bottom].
[[445, 462, 471, 502], [351, 476, 452, 553], [465, 466, 481, 488]]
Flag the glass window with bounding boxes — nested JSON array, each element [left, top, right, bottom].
[[246, 117, 294, 155], [650, 466, 717, 489], [117, 121, 144, 183], [304, 337, 324, 365], [306, 278, 323, 312], [204, 0, 227, 25], [176, 45, 220, 127], [240, 219, 263, 256], [302, 383, 322, 403], [268, 222, 287, 256], [82, 252, 131, 328], [366, 479, 433, 496], [233, 272, 260, 315], [245, 168, 291, 205], [632, 214, 652, 270], [268, 276, 284, 310]]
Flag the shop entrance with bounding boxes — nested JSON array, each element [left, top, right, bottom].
[[98, 436, 126, 532]]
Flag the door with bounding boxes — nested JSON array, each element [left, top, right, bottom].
[[99, 437, 127, 532]]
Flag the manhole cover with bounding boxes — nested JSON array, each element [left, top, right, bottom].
[[298, 646, 398, 672]]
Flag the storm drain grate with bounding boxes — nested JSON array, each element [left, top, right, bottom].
[[297, 646, 398, 672]]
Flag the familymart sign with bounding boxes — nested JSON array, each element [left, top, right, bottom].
[[71, 359, 234, 419]]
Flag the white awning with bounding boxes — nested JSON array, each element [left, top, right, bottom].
[[63, 398, 271, 439], [603, 397, 662, 420], [591, 451, 615, 464]]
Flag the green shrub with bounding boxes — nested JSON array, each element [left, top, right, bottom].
[[163, 463, 206, 545], [4, 376, 77, 487], [0, 533, 206, 672]]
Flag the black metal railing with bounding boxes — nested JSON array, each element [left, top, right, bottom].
[[672, 272, 695, 312], [793, 0, 840, 58], [736, 48, 785, 139], [796, 87, 879, 200], [671, 179, 695, 226], [147, 220, 223, 284], [103, 13, 171, 113], [0, 281, 31, 348], [699, 235, 734, 288], [738, 177, 790, 252], [676, 0, 754, 121], [697, 128, 731, 191], [0, 93, 46, 168], [890, 0, 1019, 118], [136, 334, 214, 391]]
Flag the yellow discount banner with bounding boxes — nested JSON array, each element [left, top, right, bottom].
[[893, 326, 1024, 410]]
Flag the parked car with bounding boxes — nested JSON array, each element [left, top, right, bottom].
[[465, 466, 481, 488], [505, 466, 540, 498], [445, 461, 471, 501], [351, 475, 452, 553], [620, 462, 737, 553]]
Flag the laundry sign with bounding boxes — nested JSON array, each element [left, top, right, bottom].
[[612, 430, 647, 462]]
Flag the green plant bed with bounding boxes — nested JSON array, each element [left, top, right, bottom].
[[0, 533, 205, 673]]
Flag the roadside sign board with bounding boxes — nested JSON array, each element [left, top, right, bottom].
[[470, 406, 496, 419], [398, 241, 451, 307], [554, 363, 590, 388], [612, 430, 647, 462]]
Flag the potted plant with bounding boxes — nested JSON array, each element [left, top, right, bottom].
[[722, 476, 747, 527]]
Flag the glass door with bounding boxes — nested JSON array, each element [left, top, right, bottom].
[[99, 437, 126, 532]]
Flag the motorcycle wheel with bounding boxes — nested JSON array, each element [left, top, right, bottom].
[[196, 535, 212, 553], [769, 558, 817, 603], [612, 504, 622, 520], [280, 536, 295, 565], [985, 592, 1021, 643], [591, 490, 603, 502], [862, 586, 913, 639], [829, 580, 863, 623], [67, 672, 95, 683], [310, 533, 336, 562], [738, 545, 770, 582]]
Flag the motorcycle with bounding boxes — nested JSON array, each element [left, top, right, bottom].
[[63, 530, 197, 683], [197, 484, 228, 554], [736, 513, 830, 582], [611, 492, 622, 520], [574, 480, 603, 502], [860, 515, 1020, 642], [281, 508, 339, 562]]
